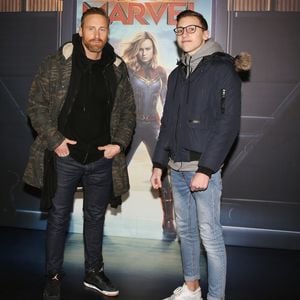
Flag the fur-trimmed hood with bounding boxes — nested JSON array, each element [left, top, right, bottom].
[[234, 52, 251, 72], [59, 35, 123, 68], [179, 38, 251, 76]]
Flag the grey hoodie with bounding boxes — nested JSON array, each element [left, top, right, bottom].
[[181, 39, 223, 77]]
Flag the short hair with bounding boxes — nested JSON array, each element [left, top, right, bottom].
[[81, 7, 110, 27], [176, 10, 208, 31]]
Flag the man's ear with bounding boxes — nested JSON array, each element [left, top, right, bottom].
[[79, 26, 83, 37], [203, 30, 209, 41]]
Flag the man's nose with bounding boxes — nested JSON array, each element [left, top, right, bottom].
[[182, 28, 189, 37]]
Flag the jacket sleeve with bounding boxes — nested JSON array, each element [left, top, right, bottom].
[[152, 71, 177, 169], [27, 56, 65, 150], [152, 112, 170, 169], [198, 62, 241, 174], [111, 61, 136, 151]]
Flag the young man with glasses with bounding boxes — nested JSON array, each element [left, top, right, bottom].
[[151, 10, 242, 300]]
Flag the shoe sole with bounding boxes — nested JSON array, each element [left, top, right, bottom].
[[83, 281, 119, 297]]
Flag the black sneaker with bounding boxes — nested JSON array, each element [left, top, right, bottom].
[[83, 269, 119, 297], [43, 274, 61, 300]]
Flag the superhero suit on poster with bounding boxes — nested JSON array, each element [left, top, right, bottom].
[[122, 31, 176, 240]]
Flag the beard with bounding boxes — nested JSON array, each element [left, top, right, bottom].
[[83, 38, 105, 53]]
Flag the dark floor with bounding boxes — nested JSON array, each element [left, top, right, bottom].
[[0, 227, 299, 300]]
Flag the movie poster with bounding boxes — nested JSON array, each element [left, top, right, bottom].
[[71, 0, 213, 240]]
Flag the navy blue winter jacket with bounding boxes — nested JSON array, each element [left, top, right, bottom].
[[153, 52, 241, 175]]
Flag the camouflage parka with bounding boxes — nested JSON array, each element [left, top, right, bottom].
[[23, 41, 136, 206]]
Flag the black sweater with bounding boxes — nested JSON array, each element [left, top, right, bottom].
[[60, 34, 115, 164]]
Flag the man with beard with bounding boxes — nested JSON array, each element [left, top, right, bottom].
[[23, 7, 135, 300]]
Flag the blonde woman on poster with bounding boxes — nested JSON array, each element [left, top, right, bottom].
[[122, 31, 176, 240]]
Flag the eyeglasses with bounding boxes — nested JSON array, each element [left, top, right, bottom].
[[173, 25, 205, 36]]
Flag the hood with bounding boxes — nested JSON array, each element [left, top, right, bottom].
[[60, 34, 116, 65], [180, 39, 223, 76], [179, 39, 252, 79], [72, 33, 116, 67]]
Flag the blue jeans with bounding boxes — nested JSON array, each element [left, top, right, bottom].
[[171, 169, 226, 300], [46, 155, 112, 275]]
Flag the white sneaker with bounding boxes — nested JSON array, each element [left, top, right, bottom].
[[163, 283, 203, 300]]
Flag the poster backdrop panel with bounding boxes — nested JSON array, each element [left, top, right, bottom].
[[72, 0, 212, 240]]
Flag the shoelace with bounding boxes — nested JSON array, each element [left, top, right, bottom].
[[52, 274, 60, 281], [173, 286, 183, 295]]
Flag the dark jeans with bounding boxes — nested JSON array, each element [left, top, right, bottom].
[[46, 155, 113, 275]]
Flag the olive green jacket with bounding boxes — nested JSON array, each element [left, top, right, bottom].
[[23, 42, 136, 202]]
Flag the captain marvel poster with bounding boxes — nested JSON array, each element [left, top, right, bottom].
[[73, 0, 213, 240], [76, 1, 212, 73]]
